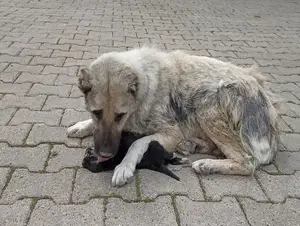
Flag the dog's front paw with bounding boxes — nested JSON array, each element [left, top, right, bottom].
[[112, 164, 134, 187], [192, 159, 218, 175], [67, 120, 92, 138]]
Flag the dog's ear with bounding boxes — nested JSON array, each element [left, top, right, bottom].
[[78, 68, 92, 95], [128, 75, 138, 98]]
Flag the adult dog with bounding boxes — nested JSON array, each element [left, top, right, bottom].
[[67, 47, 280, 187]]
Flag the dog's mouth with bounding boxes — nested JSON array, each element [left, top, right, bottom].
[[97, 155, 111, 162]]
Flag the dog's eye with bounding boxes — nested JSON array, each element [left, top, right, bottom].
[[115, 112, 126, 122], [92, 110, 103, 120]]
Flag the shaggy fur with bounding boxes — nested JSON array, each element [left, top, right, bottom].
[[67, 47, 281, 187]]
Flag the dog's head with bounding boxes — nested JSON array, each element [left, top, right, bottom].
[[78, 52, 145, 158]]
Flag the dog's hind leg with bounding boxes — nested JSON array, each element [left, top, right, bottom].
[[192, 82, 279, 176], [67, 119, 94, 138], [192, 159, 254, 175], [192, 117, 256, 175]]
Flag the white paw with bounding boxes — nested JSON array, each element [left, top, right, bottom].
[[192, 159, 216, 175], [66, 120, 93, 138], [112, 164, 134, 187]]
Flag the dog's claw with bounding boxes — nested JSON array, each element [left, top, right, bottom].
[[112, 164, 134, 187]]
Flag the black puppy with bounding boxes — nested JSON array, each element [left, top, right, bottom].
[[82, 131, 186, 181]]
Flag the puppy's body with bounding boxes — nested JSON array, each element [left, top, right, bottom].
[[67, 47, 280, 186], [82, 131, 184, 180]]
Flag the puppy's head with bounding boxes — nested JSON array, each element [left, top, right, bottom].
[[78, 52, 143, 158]]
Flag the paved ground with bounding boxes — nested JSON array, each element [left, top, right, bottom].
[[0, 0, 300, 225]]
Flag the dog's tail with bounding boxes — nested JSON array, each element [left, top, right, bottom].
[[218, 79, 280, 169]]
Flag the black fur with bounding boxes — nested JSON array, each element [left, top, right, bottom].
[[82, 131, 183, 180]]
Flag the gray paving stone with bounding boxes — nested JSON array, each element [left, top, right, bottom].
[[275, 151, 300, 174], [30, 56, 65, 67], [52, 50, 84, 59], [272, 74, 300, 84], [42, 66, 78, 76], [281, 133, 300, 151], [0, 124, 32, 145], [286, 103, 300, 117], [43, 96, 85, 111], [19, 48, 53, 57], [0, 82, 32, 95], [278, 103, 298, 117], [139, 168, 204, 201], [0, 55, 32, 65], [261, 164, 279, 174], [54, 74, 78, 85], [278, 117, 292, 132], [0, 169, 74, 204], [0, 108, 17, 125], [0, 94, 46, 110], [256, 171, 300, 202], [10, 109, 63, 126], [28, 84, 72, 97], [201, 174, 268, 201], [0, 72, 19, 83], [0, 200, 31, 226], [69, 85, 83, 97], [61, 109, 90, 127], [28, 199, 104, 226], [46, 145, 85, 172], [5, 63, 44, 74], [241, 198, 300, 226], [0, 63, 8, 72], [0, 168, 10, 192], [26, 124, 81, 147], [282, 116, 300, 132], [15, 73, 57, 85], [72, 169, 137, 202], [0, 143, 49, 171], [106, 197, 176, 226], [81, 136, 93, 147], [176, 197, 248, 226]]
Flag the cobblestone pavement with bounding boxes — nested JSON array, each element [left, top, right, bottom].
[[0, 0, 300, 225]]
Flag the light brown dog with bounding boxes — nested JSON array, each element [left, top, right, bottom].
[[67, 47, 280, 187]]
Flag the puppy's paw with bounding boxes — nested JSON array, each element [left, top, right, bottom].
[[67, 120, 92, 138], [112, 164, 134, 187], [192, 159, 218, 175]]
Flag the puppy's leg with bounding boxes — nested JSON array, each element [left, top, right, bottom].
[[67, 119, 93, 138], [112, 131, 182, 187]]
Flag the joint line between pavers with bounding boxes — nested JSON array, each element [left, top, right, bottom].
[[24, 198, 38, 226], [0, 167, 15, 198], [254, 174, 272, 202], [235, 197, 253, 226], [69, 168, 77, 204], [171, 195, 181, 226]]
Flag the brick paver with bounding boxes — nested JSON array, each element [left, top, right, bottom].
[[0, 0, 299, 224]]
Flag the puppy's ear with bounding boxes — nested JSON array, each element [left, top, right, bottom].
[[128, 75, 138, 98], [78, 68, 92, 94]]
